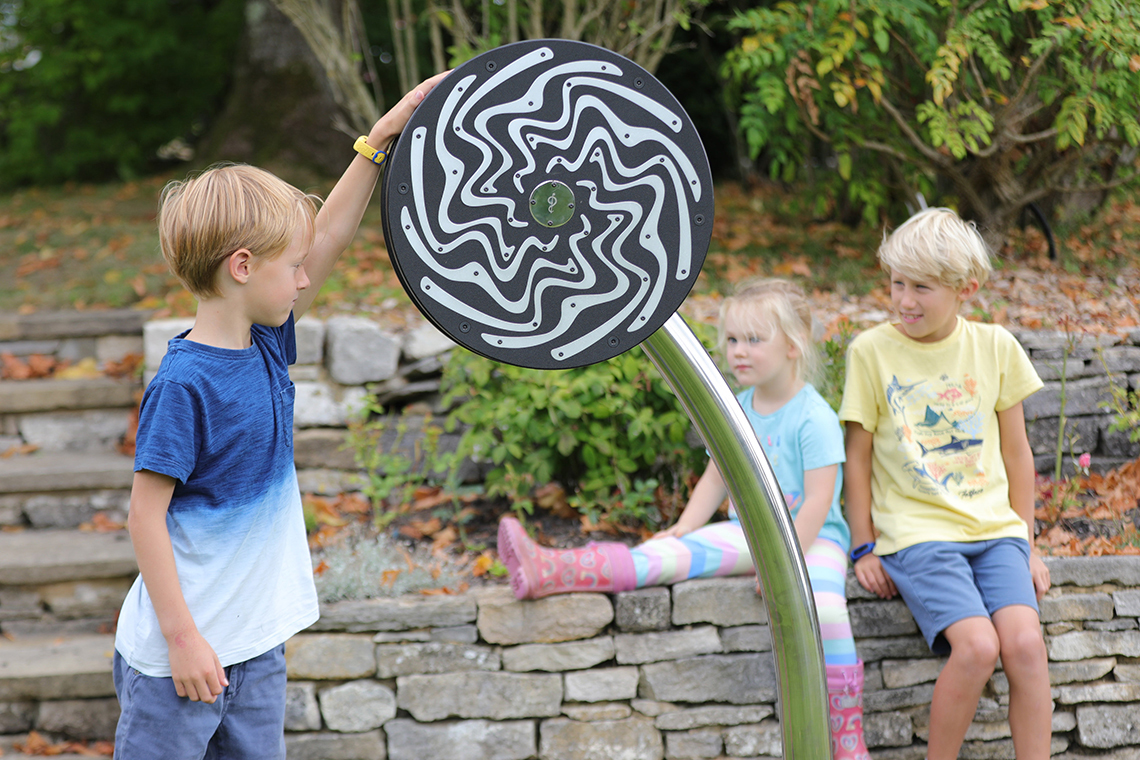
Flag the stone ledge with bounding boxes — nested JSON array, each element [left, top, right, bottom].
[[0, 310, 150, 342], [0, 529, 136, 585], [0, 634, 116, 701], [1, 562, 1139, 758], [0, 452, 134, 495], [0, 378, 140, 414]]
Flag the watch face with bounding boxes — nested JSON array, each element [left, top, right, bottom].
[[381, 39, 714, 369]]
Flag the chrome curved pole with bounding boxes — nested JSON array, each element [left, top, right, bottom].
[[642, 312, 830, 760]]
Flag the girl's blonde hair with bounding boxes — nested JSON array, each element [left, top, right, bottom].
[[158, 164, 321, 298], [878, 207, 992, 289], [717, 278, 820, 386]]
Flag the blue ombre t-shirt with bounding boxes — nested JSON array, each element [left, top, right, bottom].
[[115, 317, 319, 677], [735, 384, 851, 551]]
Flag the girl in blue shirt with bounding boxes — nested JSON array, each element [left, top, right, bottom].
[[500, 278, 868, 760]]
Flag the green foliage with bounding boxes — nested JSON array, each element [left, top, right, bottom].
[[0, 0, 243, 187], [1098, 348, 1140, 444], [346, 400, 459, 525], [440, 332, 715, 527], [723, 0, 1140, 231], [817, 317, 855, 412]]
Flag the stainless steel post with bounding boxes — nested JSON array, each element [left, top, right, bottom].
[[642, 312, 830, 760]]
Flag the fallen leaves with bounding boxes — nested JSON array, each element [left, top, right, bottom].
[[13, 730, 113, 756], [1034, 458, 1140, 556], [0, 443, 39, 458], [0, 352, 143, 382], [79, 512, 126, 532]]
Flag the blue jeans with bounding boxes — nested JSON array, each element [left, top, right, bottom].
[[113, 645, 287, 760]]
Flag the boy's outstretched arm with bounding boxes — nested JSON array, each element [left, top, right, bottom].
[[294, 71, 449, 319], [128, 470, 228, 703], [997, 401, 1050, 599], [844, 422, 897, 599]]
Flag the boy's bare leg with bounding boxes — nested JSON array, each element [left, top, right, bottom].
[[992, 605, 1052, 760], [928, 617, 1000, 760]]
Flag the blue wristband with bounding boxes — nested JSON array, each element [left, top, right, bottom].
[[849, 542, 875, 563]]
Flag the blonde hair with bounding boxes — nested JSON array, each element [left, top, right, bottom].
[[878, 207, 992, 289], [717, 278, 820, 386], [157, 164, 320, 298]]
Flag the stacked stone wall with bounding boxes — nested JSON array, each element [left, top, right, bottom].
[[281, 558, 1140, 760], [1014, 329, 1140, 476], [6, 312, 1140, 487], [142, 318, 1140, 487]]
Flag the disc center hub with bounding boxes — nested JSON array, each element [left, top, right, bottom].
[[529, 180, 575, 228]]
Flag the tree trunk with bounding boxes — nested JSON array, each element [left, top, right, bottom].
[[197, 0, 349, 181]]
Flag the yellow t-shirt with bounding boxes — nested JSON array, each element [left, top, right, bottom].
[[838, 319, 1043, 555]]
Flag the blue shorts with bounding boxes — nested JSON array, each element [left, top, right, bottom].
[[113, 644, 287, 760], [879, 538, 1039, 655]]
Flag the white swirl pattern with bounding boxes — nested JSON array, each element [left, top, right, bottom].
[[392, 43, 708, 364]]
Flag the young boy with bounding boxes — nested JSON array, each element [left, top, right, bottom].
[[112, 72, 446, 759], [839, 208, 1052, 760]]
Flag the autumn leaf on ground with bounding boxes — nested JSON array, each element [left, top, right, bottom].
[[431, 525, 458, 552], [772, 256, 812, 278], [12, 731, 112, 756], [1037, 524, 1077, 548], [579, 513, 620, 536], [535, 482, 575, 519], [79, 512, 126, 533], [334, 492, 371, 515], [307, 496, 349, 527], [420, 582, 469, 595], [409, 488, 455, 512], [118, 402, 139, 457], [1, 443, 39, 458], [1, 353, 31, 379], [27, 353, 58, 377], [104, 352, 144, 379], [400, 517, 443, 539], [313, 559, 330, 576], [1082, 536, 1117, 557], [472, 551, 496, 577], [54, 357, 100, 380], [308, 524, 344, 549]]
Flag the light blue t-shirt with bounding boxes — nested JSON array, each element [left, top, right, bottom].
[[735, 384, 851, 551], [115, 317, 319, 677]]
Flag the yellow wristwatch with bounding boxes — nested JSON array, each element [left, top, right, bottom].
[[353, 136, 386, 165]]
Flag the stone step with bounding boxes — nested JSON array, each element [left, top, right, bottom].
[[0, 309, 148, 342], [0, 452, 134, 495], [0, 378, 139, 415], [0, 634, 116, 701], [0, 529, 137, 586]]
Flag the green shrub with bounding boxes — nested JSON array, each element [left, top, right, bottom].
[[723, 0, 1140, 233], [346, 398, 457, 520], [440, 328, 717, 528], [0, 0, 243, 186]]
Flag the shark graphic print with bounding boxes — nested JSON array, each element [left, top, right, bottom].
[[887, 372, 988, 499]]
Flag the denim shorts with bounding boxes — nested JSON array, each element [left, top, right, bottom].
[[113, 644, 287, 760], [879, 538, 1039, 655]]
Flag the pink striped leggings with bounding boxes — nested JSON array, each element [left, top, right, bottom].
[[630, 520, 857, 665]]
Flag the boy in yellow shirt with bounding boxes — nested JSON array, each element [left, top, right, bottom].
[[839, 208, 1052, 760]]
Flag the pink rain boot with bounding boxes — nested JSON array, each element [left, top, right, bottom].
[[497, 516, 636, 600], [827, 661, 872, 760]]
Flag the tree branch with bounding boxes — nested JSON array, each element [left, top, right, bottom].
[[1006, 127, 1059, 144], [878, 96, 953, 167]]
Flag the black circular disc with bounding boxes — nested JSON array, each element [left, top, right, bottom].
[[381, 39, 714, 369]]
